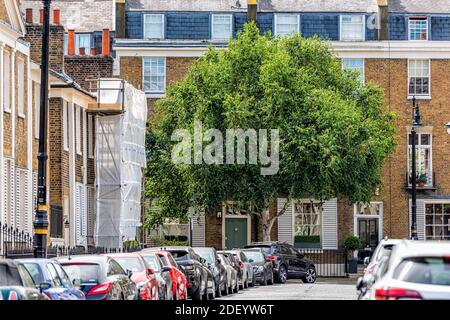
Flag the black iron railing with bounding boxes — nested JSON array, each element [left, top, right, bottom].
[[300, 248, 348, 278]]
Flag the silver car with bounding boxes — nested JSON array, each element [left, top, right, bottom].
[[367, 240, 450, 300], [226, 250, 255, 289]]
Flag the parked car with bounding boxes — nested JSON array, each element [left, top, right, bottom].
[[58, 255, 138, 300], [192, 247, 228, 297], [245, 241, 316, 283], [139, 251, 174, 300], [0, 259, 49, 300], [105, 253, 160, 300], [17, 258, 85, 300], [158, 246, 215, 300], [218, 251, 242, 292], [141, 249, 187, 300], [356, 238, 402, 299], [367, 240, 450, 300], [224, 250, 255, 289], [242, 249, 274, 286], [218, 252, 238, 294]]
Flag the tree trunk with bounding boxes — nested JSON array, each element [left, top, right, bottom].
[[260, 199, 291, 242]]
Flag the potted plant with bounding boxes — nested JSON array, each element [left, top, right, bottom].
[[417, 173, 427, 187], [294, 235, 321, 249], [344, 235, 361, 274]]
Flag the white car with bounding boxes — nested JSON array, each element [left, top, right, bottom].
[[367, 240, 450, 300]]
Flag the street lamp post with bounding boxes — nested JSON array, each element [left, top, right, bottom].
[[33, 0, 52, 258], [410, 96, 421, 241]]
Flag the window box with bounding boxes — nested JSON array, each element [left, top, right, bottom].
[[294, 235, 321, 249], [405, 172, 436, 191]]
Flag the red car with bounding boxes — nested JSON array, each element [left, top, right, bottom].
[[141, 249, 187, 300], [105, 253, 160, 300]]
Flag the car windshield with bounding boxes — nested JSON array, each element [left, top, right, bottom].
[[194, 250, 214, 264], [113, 257, 144, 273], [141, 254, 161, 272], [62, 264, 101, 284], [169, 251, 189, 262], [393, 257, 450, 286], [22, 263, 44, 285], [243, 251, 264, 262]]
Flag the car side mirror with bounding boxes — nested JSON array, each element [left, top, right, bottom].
[[363, 256, 370, 267], [38, 282, 52, 293], [356, 277, 364, 291], [147, 267, 155, 275], [162, 266, 171, 273], [126, 269, 133, 278]]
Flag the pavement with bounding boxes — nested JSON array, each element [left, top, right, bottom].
[[216, 278, 358, 300]]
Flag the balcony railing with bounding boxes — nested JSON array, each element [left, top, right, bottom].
[[405, 171, 437, 191]]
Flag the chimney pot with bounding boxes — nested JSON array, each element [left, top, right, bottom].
[[39, 9, 44, 24], [68, 29, 75, 56], [53, 9, 61, 25], [90, 47, 97, 55], [102, 28, 110, 57], [79, 47, 86, 56], [25, 8, 33, 24]]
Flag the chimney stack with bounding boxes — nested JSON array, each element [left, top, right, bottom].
[[39, 9, 44, 24], [25, 8, 33, 23], [115, 0, 126, 38], [53, 9, 61, 25], [102, 28, 110, 56], [68, 29, 75, 55], [247, 0, 257, 22], [377, 0, 389, 40]]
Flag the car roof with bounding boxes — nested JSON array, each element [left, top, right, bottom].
[[392, 240, 450, 258], [57, 255, 109, 264], [103, 252, 141, 258], [378, 238, 404, 245], [15, 258, 49, 264]]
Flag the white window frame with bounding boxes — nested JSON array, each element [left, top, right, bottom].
[[407, 132, 433, 187], [353, 202, 383, 244], [408, 17, 428, 41], [143, 57, 166, 96], [75, 104, 82, 155], [17, 58, 25, 118], [3, 50, 11, 113], [87, 114, 94, 159], [408, 59, 431, 99], [293, 200, 322, 247], [211, 14, 233, 40], [143, 14, 165, 39], [63, 100, 69, 151], [274, 14, 300, 36], [34, 82, 40, 139], [340, 15, 365, 41], [424, 202, 450, 241], [342, 58, 365, 85]]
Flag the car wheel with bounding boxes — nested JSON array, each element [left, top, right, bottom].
[[302, 266, 317, 284], [262, 273, 268, 286], [208, 280, 215, 300], [193, 285, 202, 300], [244, 276, 249, 289], [216, 281, 222, 298], [276, 265, 287, 284], [251, 274, 256, 287]]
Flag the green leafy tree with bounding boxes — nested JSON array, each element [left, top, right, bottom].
[[145, 23, 396, 241]]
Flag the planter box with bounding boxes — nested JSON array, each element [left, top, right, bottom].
[[347, 257, 358, 274], [294, 242, 321, 249]]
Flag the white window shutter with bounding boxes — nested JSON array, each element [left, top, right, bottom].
[[409, 199, 425, 240], [81, 186, 87, 240], [2, 160, 8, 225], [277, 198, 293, 245], [87, 186, 96, 243], [190, 207, 205, 247], [322, 198, 338, 250], [75, 184, 81, 245], [24, 171, 31, 234]]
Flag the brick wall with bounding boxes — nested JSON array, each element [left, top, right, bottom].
[[64, 56, 114, 92], [15, 52, 29, 168], [48, 97, 63, 207], [24, 24, 65, 73]]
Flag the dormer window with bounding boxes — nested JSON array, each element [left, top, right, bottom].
[[144, 14, 164, 39], [274, 14, 299, 36], [211, 14, 233, 40], [340, 15, 365, 41], [409, 17, 428, 41]]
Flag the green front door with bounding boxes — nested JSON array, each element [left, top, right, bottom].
[[225, 218, 248, 249]]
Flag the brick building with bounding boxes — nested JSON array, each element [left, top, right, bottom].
[[114, 0, 450, 255]]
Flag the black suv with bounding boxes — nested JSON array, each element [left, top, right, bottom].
[[244, 241, 316, 284]]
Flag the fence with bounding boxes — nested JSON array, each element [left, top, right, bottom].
[[0, 222, 140, 260], [301, 248, 348, 278]]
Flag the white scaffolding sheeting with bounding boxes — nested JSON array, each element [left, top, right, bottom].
[[95, 80, 147, 248]]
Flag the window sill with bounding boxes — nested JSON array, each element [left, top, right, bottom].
[[408, 95, 431, 100], [145, 93, 166, 99], [405, 185, 436, 191], [18, 113, 25, 119], [4, 108, 11, 114]]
